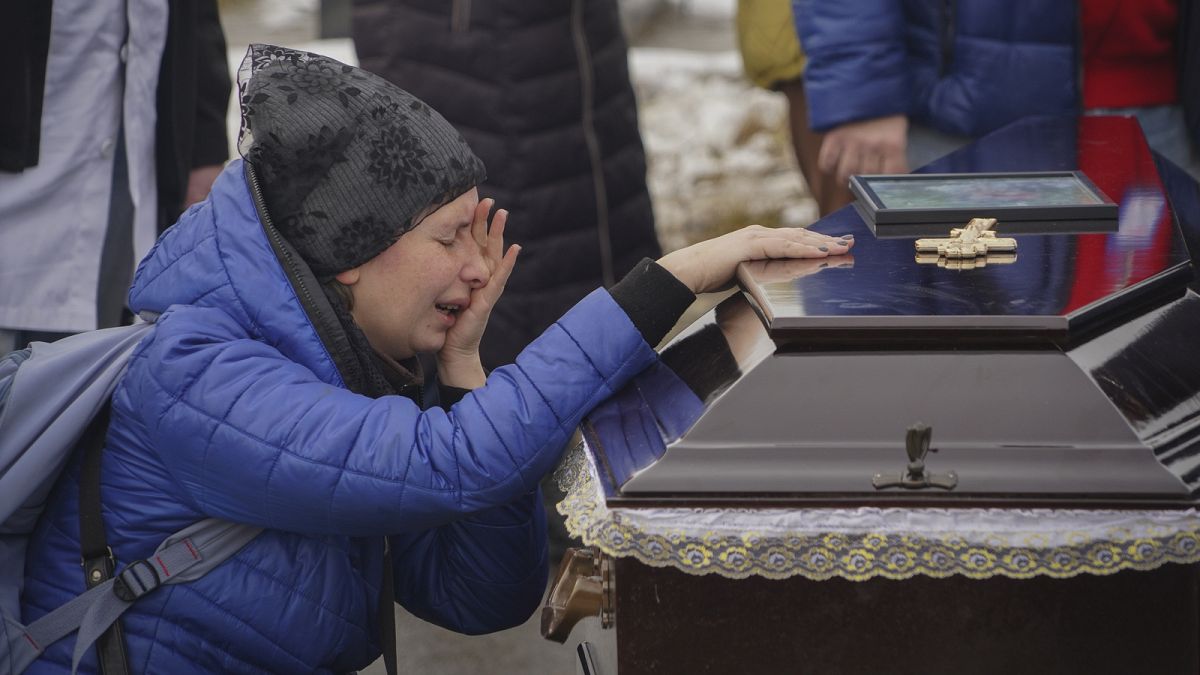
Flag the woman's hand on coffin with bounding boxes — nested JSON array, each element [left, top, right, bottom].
[[738, 255, 856, 283], [656, 224, 853, 294]]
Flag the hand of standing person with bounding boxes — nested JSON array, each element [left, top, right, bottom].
[[184, 164, 224, 208], [818, 114, 910, 187]]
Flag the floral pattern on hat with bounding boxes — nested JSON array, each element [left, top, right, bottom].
[[236, 44, 486, 278]]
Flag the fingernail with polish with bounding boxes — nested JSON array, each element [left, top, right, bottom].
[[819, 246, 829, 252]]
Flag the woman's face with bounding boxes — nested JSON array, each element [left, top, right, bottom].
[[337, 188, 489, 360]]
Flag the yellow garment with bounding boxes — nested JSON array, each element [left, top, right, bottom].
[[736, 0, 806, 90]]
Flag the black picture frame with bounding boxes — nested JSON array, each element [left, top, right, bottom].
[[850, 171, 1118, 233]]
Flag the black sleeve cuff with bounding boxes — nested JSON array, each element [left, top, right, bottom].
[[608, 258, 696, 348], [437, 382, 472, 409]]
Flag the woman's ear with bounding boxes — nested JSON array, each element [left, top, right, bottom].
[[335, 267, 361, 286]]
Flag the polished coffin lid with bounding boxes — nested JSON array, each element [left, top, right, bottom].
[[582, 116, 1200, 508]]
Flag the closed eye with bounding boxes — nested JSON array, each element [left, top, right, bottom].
[[439, 222, 471, 247]]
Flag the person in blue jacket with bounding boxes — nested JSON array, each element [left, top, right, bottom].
[[793, 0, 1200, 185], [18, 45, 852, 673]]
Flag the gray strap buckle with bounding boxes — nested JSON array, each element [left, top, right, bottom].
[[112, 559, 161, 602]]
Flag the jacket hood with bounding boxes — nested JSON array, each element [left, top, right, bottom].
[[128, 158, 349, 388]]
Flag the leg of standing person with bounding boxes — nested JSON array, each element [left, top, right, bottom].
[[96, 126, 134, 329], [779, 79, 852, 216], [737, 0, 853, 217]]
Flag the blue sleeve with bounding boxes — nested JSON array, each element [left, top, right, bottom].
[[134, 288, 656, 537], [388, 489, 549, 634], [794, 0, 911, 131]]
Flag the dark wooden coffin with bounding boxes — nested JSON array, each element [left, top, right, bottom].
[[541, 116, 1200, 675]]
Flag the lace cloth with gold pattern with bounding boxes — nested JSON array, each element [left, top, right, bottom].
[[556, 442, 1200, 581]]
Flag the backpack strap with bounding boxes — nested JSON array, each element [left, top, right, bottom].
[[4, 390, 262, 675], [9, 518, 262, 674], [379, 539, 397, 675], [77, 402, 129, 675]]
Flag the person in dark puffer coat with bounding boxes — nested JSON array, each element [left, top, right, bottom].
[[15, 45, 853, 674], [352, 0, 661, 370]]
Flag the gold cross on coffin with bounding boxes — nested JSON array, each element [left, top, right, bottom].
[[914, 217, 1017, 262]]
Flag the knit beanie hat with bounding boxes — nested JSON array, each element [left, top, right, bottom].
[[235, 44, 486, 277]]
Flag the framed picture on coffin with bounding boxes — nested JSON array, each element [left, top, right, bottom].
[[850, 171, 1118, 234]]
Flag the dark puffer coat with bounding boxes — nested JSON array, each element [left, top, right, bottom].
[[353, 0, 661, 368]]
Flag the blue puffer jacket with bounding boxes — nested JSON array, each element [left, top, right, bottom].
[[794, 0, 1078, 136], [20, 160, 659, 673]]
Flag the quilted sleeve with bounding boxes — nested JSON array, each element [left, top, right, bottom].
[[388, 490, 549, 634], [793, 0, 911, 131], [133, 288, 656, 536]]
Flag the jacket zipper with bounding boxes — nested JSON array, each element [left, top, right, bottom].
[[570, 0, 616, 288], [940, 0, 956, 77], [246, 161, 362, 383], [245, 163, 320, 320]]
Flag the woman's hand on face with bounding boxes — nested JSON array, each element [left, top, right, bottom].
[[437, 199, 520, 387], [656, 224, 854, 295]]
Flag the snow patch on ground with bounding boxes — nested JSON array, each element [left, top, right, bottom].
[[631, 48, 816, 251], [665, 0, 736, 19]]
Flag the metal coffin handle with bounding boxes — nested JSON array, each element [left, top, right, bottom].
[[873, 423, 958, 490], [541, 547, 613, 643]]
